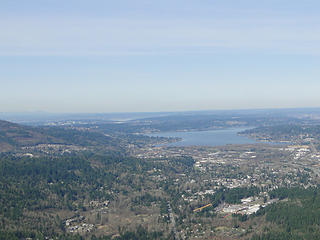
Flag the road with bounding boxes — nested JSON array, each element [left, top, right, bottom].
[[167, 202, 179, 239]]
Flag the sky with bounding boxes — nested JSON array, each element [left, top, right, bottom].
[[1, 0, 320, 113]]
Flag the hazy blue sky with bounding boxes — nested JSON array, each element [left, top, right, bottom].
[[1, 0, 320, 113]]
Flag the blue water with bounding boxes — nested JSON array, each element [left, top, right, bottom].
[[147, 128, 258, 147]]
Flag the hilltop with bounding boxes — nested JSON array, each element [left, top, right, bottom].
[[0, 120, 62, 152], [0, 120, 118, 152]]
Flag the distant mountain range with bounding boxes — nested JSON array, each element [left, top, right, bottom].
[[2, 108, 320, 125]]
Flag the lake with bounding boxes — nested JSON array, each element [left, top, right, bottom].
[[147, 128, 258, 147]]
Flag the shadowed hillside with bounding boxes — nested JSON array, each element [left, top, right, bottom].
[[0, 120, 117, 152], [0, 120, 63, 152]]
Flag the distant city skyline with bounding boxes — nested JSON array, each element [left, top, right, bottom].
[[1, 0, 320, 113]]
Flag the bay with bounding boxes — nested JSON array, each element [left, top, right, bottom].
[[147, 128, 258, 147]]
